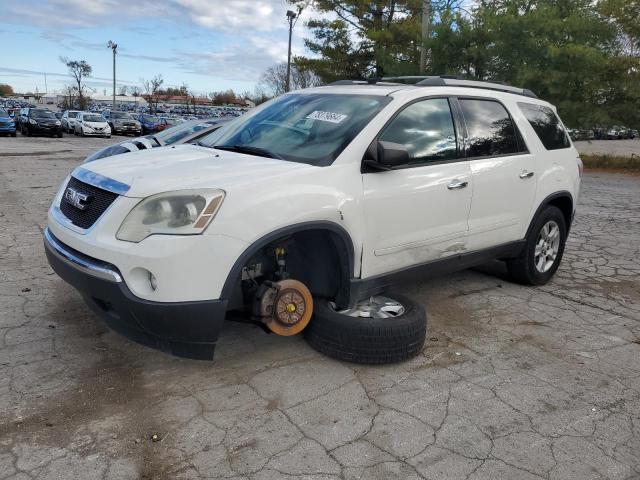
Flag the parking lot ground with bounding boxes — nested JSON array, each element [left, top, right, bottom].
[[1, 135, 639, 480], [574, 138, 640, 158]]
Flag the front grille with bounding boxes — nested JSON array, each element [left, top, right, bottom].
[[59, 177, 119, 229]]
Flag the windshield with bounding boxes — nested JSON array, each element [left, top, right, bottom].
[[112, 112, 133, 120], [31, 110, 56, 119], [199, 93, 391, 166], [68, 111, 79, 118], [142, 115, 159, 123], [83, 114, 105, 122], [155, 120, 217, 145], [0, 109, 8, 117]]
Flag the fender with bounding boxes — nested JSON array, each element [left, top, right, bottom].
[[220, 221, 356, 303], [526, 191, 574, 238]]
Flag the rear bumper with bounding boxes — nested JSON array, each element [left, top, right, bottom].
[[44, 228, 227, 360]]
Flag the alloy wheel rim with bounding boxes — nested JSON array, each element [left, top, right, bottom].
[[534, 220, 561, 273], [334, 296, 405, 319]]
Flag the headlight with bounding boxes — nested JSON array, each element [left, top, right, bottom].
[[55, 120, 61, 126], [29, 119, 37, 125], [116, 189, 225, 243]]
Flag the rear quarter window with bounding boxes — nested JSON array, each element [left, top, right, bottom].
[[518, 103, 570, 150]]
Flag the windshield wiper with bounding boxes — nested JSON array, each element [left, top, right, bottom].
[[213, 144, 283, 160]]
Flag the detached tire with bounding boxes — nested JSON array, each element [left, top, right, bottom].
[[304, 294, 426, 364]]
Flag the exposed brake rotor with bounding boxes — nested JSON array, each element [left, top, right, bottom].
[[256, 279, 313, 336]]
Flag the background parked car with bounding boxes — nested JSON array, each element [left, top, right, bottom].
[[136, 113, 161, 134], [102, 110, 142, 136], [61, 110, 81, 133], [74, 112, 111, 138], [0, 108, 17, 136], [19, 108, 62, 137], [84, 118, 231, 163]]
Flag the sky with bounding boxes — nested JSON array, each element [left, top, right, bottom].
[[0, 0, 317, 96]]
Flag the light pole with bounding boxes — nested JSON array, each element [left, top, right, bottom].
[[107, 40, 117, 110], [419, 0, 430, 73], [285, 10, 297, 93]]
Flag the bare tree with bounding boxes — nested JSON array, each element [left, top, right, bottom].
[[60, 57, 92, 109], [62, 85, 76, 109], [118, 84, 128, 96], [258, 62, 322, 97], [140, 75, 164, 113]]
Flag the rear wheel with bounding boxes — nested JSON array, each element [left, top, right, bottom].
[[304, 293, 426, 364], [507, 205, 567, 285]]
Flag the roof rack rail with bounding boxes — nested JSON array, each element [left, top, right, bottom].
[[328, 75, 537, 99], [415, 76, 537, 98]]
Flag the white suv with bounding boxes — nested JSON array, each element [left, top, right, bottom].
[[44, 77, 581, 362]]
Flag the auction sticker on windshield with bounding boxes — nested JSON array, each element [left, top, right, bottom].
[[306, 111, 348, 124]]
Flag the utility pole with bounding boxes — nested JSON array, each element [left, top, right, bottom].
[[107, 40, 117, 110], [286, 9, 297, 93], [419, 0, 430, 73]]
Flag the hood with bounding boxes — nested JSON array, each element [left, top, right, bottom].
[[76, 144, 313, 198], [84, 121, 108, 127]]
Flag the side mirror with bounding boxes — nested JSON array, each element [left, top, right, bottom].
[[363, 140, 409, 171]]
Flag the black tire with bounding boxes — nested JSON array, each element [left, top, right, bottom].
[[304, 293, 427, 364], [507, 205, 567, 285], [11, 132, 16, 137]]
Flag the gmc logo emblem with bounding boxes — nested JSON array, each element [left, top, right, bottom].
[[64, 187, 91, 210]]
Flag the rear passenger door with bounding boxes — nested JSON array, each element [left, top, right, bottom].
[[456, 97, 536, 251]]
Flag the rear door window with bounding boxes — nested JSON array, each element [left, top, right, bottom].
[[459, 99, 525, 157], [518, 102, 570, 150]]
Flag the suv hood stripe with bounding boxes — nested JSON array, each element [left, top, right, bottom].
[[72, 167, 131, 195]]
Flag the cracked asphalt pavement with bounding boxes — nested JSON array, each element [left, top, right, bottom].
[[1, 135, 639, 479]]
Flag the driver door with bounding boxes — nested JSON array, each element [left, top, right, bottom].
[[361, 97, 472, 278]]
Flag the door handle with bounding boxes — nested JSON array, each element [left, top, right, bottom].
[[447, 180, 468, 190], [519, 171, 534, 179]]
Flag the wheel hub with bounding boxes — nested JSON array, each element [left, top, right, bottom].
[[335, 296, 405, 319], [534, 220, 561, 273]]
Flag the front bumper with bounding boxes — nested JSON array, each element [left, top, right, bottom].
[[31, 124, 62, 134], [44, 228, 228, 360], [82, 129, 110, 136], [0, 123, 16, 132], [113, 125, 141, 134]]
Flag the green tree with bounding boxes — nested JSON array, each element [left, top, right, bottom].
[[292, 0, 422, 81]]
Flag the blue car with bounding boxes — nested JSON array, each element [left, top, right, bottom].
[[136, 113, 161, 135], [0, 108, 17, 136]]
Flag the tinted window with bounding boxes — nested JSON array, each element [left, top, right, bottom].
[[459, 99, 522, 157], [111, 112, 133, 119], [31, 110, 56, 119], [379, 98, 457, 164], [518, 103, 570, 150], [0, 109, 8, 116]]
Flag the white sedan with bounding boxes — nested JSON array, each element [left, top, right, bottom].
[[74, 112, 111, 138]]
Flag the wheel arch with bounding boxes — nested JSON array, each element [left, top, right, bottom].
[[527, 191, 574, 239], [220, 221, 356, 309]]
